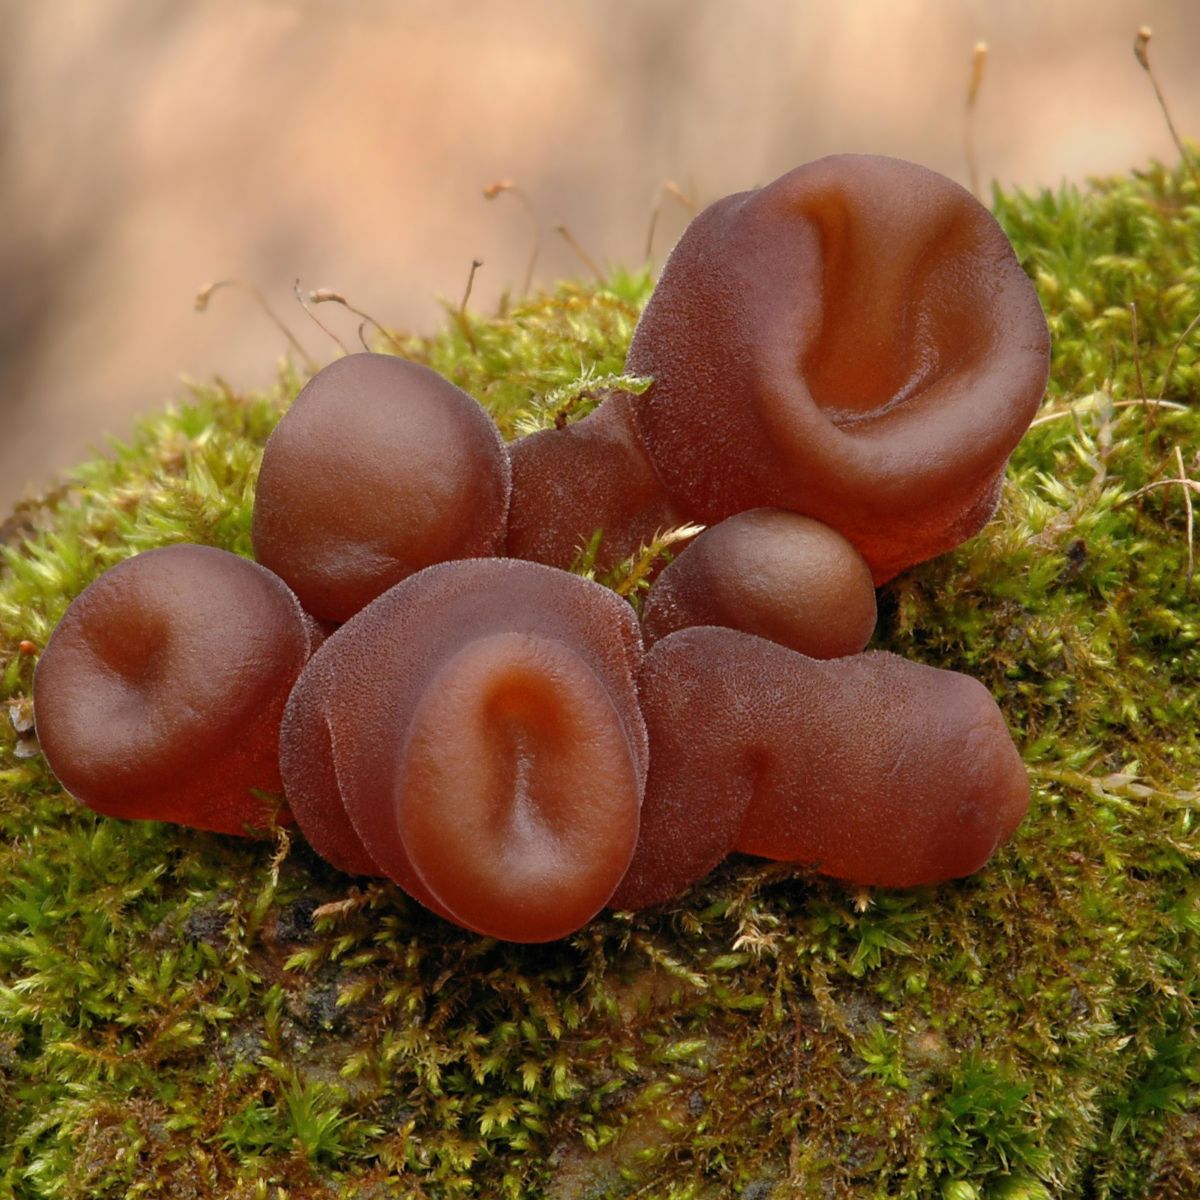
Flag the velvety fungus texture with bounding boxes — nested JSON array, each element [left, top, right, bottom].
[[282, 557, 648, 941], [505, 391, 682, 571], [640, 508, 877, 656], [626, 153, 1051, 582], [252, 352, 511, 622], [33, 543, 321, 835], [612, 627, 1028, 910]]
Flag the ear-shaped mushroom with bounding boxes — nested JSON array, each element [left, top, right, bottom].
[[252, 353, 511, 622], [281, 558, 647, 941], [504, 391, 683, 571], [626, 154, 1051, 583], [641, 508, 876, 657], [611, 627, 1028, 910], [33, 544, 321, 835]]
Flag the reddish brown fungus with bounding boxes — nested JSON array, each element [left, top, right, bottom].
[[278, 653, 383, 878], [626, 154, 1051, 583], [640, 508, 876, 656], [612, 627, 1028, 910], [505, 391, 683, 571], [33, 544, 321, 835], [281, 558, 647, 941], [252, 352, 511, 622]]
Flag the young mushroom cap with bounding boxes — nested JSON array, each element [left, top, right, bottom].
[[33, 544, 321, 835], [286, 557, 648, 942], [640, 508, 877, 656], [626, 154, 1051, 583], [612, 626, 1029, 910], [252, 352, 511, 622]]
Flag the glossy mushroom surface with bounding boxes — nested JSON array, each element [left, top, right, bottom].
[[252, 352, 511, 622], [641, 508, 876, 656], [33, 544, 321, 835], [612, 627, 1029, 909], [626, 154, 1051, 583], [282, 557, 648, 941]]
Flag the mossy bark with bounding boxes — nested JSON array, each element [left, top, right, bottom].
[[1, 163, 1199, 1199]]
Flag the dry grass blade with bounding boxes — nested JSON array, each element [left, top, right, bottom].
[[1030, 396, 1188, 429], [1175, 444, 1195, 590]]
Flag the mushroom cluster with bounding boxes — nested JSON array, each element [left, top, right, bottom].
[[33, 154, 1050, 942]]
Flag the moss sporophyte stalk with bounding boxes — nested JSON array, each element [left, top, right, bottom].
[[2, 156, 1200, 1197]]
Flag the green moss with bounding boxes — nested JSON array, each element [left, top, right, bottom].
[[2, 159, 1199, 1199]]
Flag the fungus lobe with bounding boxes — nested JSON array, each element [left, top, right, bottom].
[[640, 508, 877, 657], [252, 352, 511, 622], [282, 557, 648, 941], [612, 626, 1028, 910], [626, 154, 1051, 582], [34, 543, 321, 835], [505, 390, 683, 572]]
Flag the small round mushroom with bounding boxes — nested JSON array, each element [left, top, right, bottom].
[[252, 352, 511, 622], [641, 508, 876, 657], [33, 544, 321, 835], [612, 626, 1029, 910], [625, 154, 1051, 583], [282, 558, 648, 942]]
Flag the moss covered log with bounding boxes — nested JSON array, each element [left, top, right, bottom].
[[2, 159, 1199, 1199]]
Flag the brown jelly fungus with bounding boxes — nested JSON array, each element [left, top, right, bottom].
[[612, 627, 1028, 910], [252, 352, 511, 622], [33, 544, 321, 835], [625, 153, 1051, 583], [641, 508, 877, 657], [281, 558, 648, 941], [505, 391, 682, 571]]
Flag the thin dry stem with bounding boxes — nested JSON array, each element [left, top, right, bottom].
[[555, 224, 604, 282], [452, 258, 484, 355], [194, 279, 317, 371], [1029, 397, 1188, 429], [645, 179, 697, 262], [1156, 306, 1200, 402], [965, 41, 989, 200], [1134, 25, 1200, 194], [483, 180, 541, 295], [309, 288, 406, 354], [293, 279, 350, 356]]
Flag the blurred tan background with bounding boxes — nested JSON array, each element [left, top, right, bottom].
[[2, 0, 1198, 511]]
